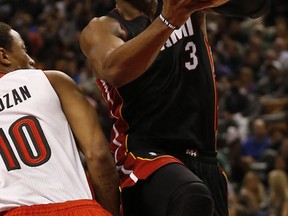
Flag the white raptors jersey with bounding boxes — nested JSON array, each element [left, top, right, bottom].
[[0, 69, 93, 212]]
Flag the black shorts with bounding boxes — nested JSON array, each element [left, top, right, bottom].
[[122, 152, 228, 216], [181, 151, 229, 216]]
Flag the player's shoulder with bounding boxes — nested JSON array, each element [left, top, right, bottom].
[[44, 69, 66, 77], [44, 70, 80, 95], [44, 70, 74, 86], [87, 14, 122, 31], [84, 14, 125, 39]]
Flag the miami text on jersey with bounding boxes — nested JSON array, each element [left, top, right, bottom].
[[161, 17, 194, 51], [0, 85, 31, 112]]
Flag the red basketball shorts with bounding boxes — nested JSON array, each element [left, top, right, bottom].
[[2, 199, 112, 216]]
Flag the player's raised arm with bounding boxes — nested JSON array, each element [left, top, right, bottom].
[[79, 0, 228, 87]]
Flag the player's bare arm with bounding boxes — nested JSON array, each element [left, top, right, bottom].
[[45, 70, 120, 216], [80, 0, 228, 87]]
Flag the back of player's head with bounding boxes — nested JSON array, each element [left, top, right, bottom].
[[0, 22, 13, 51]]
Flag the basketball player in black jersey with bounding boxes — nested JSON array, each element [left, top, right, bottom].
[[80, 0, 270, 215]]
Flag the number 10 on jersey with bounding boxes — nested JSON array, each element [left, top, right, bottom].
[[0, 116, 51, 171]]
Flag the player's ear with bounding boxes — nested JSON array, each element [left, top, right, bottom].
[[0, 47, 11, 66]]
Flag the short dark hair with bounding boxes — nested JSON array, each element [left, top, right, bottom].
[[0, 22, 13, 51]]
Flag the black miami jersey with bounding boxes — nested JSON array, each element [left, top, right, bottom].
[[97, 10, 218, 189]]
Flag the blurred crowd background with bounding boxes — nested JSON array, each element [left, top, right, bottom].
[[1, 0, 288, 215]]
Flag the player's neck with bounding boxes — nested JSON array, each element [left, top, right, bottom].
[[0, 68, 13, 75], [0, 72, 7, 78]]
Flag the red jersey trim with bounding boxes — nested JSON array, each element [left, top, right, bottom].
[[95, 79, 129, 160], [119, 153, 183, 189], [95, 79, 185, 189]]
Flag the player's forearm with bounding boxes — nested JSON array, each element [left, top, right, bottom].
[[213, 0, 271, 18], [99, 17, 173, 87], [93, 170, 120, 216], [86, 155, 120, 216]]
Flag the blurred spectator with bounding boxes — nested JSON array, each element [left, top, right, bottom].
[[273, 36, 288, 72], [256, 61, 288, 99], [236, 171, 266, 216], [255, 60, 288, 123], [227, 137, 247, 189], [238, 66, 257, 96], [221, 75, 250, 116], [260, 125, 288, 175], [241, 118, 271, 173], [214, 51, 233, 79], [243, 50, 263, 80], [266, 170, 288, 216], [274, 138, 288, 174], [219, 74, 253, 142], [268, 124, 288, 152], [216, 33, 244, 73]]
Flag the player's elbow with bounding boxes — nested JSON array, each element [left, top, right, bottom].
[[85, 145, 113, 166], [100, 61, 129, 87], [79, 27, 92, 57], [80, 18, 101, 57]]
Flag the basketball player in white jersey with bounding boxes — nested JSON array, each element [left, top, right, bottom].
[[0, 22, 119, 216]]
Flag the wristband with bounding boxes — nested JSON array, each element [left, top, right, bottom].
[[159, 14, 179, 30]]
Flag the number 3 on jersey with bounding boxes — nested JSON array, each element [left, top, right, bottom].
[[185, 41, 198, 70], [0, 116, 51, 171]]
